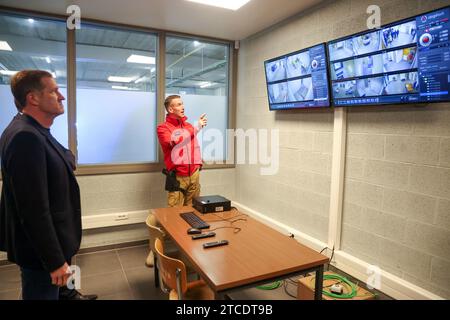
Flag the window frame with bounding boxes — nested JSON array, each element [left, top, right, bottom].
[[0, 5, 237, 178], [165, 33, 236, 169]]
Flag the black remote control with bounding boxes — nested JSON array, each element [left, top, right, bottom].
[[203, 240, 229, 248], [192, 232, 216, 240]]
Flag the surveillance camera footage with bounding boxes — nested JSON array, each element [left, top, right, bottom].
[[328, 6, 450, 106], [264, 44, 330, 110]]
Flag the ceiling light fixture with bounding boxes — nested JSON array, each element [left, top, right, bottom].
[[186, 0, 251, 11], [199, 81, 213, 88], [108, 76, 135, 83], [0, 70, 18, 76], [0, 41, 12, 51], [127, 54, 155, 65], [46, 57, 51, 63], [134, 76, 148, 84], [112, 85, 138, 91], [28, 18, 34, 23]]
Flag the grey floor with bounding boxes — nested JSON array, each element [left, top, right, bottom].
[[0, 244, 297, 300], [0, 244, 390, 300]]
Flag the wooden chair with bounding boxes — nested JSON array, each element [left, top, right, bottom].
[[154, 238, 214, 300], [145, 213, 165, 268], [145, 212, 197, 290], [145, 213, 167, 289]]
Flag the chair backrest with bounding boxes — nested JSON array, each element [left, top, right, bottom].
[[146, 213, 165, 252], [154, 238, 188, 295]]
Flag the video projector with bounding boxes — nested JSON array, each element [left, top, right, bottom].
[[193, 195, 231, 214]]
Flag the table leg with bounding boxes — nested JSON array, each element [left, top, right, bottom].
[[314, 265, 324, 300], [154, 255, 159, 288], [214, 291, 232, 300]]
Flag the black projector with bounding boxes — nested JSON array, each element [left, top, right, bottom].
[[193, 195, 231, 214]]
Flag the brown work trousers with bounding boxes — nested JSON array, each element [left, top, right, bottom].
[[167, 169, 201, 207]]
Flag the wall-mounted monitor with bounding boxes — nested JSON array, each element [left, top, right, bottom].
[[264, 43, 330, 110], [327, 6, 450, 106]]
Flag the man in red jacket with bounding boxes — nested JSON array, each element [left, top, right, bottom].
[[146, 95, 207, 267], [157, 95, 207, 207]]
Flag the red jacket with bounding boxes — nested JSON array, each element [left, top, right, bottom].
[[157, 114, 202, 176]]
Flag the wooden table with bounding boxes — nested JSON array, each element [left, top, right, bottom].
[[151, 206, 329, 299]]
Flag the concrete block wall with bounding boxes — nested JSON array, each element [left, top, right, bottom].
[[0, 169, 235, 252], [77, 169, 236, 217], [76, 168, 235, 249], [236, 0, 450, 298], [236, 10, 335, 242], [342, 105, 450, 299]]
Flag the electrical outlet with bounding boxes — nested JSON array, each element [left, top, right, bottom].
[[115, 213, 129, 221]]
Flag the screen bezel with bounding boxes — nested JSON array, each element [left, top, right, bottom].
[[326, 5, 450, 107], [264, 42, 332, 111]]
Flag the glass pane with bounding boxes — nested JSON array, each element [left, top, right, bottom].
[[76, 24, 157, 165], [0, 14, 68, 147], [165, 37, 229, 162]]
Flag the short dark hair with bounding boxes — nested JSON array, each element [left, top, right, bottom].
[[10, 70, 53, 111], [164, 95, 180, 111]]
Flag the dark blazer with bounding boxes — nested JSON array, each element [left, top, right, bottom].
[[0, 113, 81, 272]]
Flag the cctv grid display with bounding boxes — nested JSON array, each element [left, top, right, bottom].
[[264, 43, 330, 110], [327, 6, 450, 106]]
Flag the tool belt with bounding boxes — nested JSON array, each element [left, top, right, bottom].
[[162, 168, 186, 194]]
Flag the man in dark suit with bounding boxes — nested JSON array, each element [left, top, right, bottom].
[[0, 70, 96, 300]]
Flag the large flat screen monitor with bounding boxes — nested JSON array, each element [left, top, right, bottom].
[[264, 43, 330, 110], [327, 6, 450, 106]]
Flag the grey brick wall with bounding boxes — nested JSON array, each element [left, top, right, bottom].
[[236, 0, 450, 298], [0, 169, 235, 251], [77, 169, 235, 217], [343, 104, 450, 299]]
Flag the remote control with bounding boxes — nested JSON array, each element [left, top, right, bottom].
[[192, 232, 216, 240], [203, 240, 229, 248]]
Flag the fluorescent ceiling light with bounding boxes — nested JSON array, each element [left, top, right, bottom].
[[28, 18, 34, 23], [112, 85, 138, 91], [0, 70, 18, 76], [134, 76, 148, 84], [127, 54, 155, 65], [108, 76, 134, 83], [0, 41, 12, 51], [199, 81, 212, 88], [186, 0, 251, 10]]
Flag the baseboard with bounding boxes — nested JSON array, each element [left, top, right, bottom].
[[333, 251, 443, 300], [231, 201, 444, 300], [82, 209, 149, 230], [0, 259, 13, 267], [231, 201, 328, 252], [0, 210, 150, 264]]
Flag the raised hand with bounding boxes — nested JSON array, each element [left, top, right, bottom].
[[198, 113, 207, 129]]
